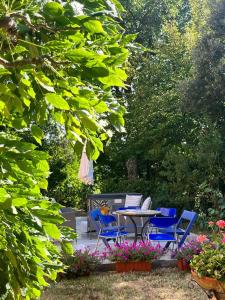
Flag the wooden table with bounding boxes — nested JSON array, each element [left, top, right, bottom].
[[115, 209, 161, 243]]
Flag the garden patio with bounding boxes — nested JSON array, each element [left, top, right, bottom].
[[1, 0, 225, 299]]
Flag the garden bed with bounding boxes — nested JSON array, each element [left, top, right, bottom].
[[41, 268, 207, 300]]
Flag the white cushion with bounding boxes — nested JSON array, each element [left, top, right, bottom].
[[125, 194, 142, 207], [141, 197, 152, 210]]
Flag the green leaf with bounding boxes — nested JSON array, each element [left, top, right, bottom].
[[53, 112, 65, 124], [43, 223, 61, 239], [92, 137, 103, 152], [38, 178, 48, 190], [12, 198, 27, 207], [65, 49, 95, 63], [61, 241, 74, 255], [35, 74, 55, 92], [36, 160, 49, 172], [81, 116, 99, 131], [98, 74, 125, 87], [94, 101, 108, 113], [86, 141, 100, 160], [83, 19, 104, 33], [31, 125, 44, 145], [86, 61, 109, 77], [0, 67, 11, 75], [45, 93, 70, 110], [12, 45, 28, 54], [0, 188, 10, 202], [43, 2, 64, 16]]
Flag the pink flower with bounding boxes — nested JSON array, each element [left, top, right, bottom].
[[197, 234, 208, 243], [208, 221, 214, 226], [216, 220, 225, 229]]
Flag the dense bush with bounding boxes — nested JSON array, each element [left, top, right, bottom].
[[48, 154, 94, 210], [63, 249, 102, 277]]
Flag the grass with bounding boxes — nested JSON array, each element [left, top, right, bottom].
[[41, 268, 207, 300]]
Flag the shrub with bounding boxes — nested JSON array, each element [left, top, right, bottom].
[[63, 249, 102, 277], [190, 220, 225, 280]]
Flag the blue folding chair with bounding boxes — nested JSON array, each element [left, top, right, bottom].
[[160, 210, 198, 249], [148, 217, 178, 249], [149, 208, 177, 233], [88, 209, 128, 250]]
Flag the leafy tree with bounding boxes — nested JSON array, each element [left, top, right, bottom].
[[183, 0, 225, 127], [96, 0, 225, 219], [0, 0, 131, 298]]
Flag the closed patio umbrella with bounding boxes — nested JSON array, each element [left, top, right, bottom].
[[78, 150, 94, 185]]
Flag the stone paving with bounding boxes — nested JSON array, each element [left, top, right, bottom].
[[72, 217, 179, 262]]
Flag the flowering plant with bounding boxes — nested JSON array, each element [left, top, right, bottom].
[[103, 241, 162, 262], [190, 220, 225, 281], [174, 239, 203, 263], [63, 248, 102, 277]]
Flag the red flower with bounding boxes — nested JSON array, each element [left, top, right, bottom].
[[216, 220, 225, 229], [196, 234, 208, 243]]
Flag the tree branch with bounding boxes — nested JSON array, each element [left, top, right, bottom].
[[9, 13, 80, 33], [0, 55, 70, 68]]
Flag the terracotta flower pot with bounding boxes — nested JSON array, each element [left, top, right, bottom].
[[115, 261, 152, 273], [177, 259, 190, 271], [191, 271, 225, 300]]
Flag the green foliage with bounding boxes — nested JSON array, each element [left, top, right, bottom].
[[183, 0, 225, 126], [0, 0, 131, 298], [96, 0, 225, 221], [48, 153, 94, 210], [191, 245, 225, 280], [190, 222, 225, 280], [63, 249, 102, 277]]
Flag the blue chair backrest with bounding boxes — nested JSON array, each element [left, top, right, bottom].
[[88, 209, 116, 231], [177, 210, 198, 248], [156, 207, 177, 217], [88, 208, 102, 232], [149, 217, 178, 228], [99, 214, 116, 226]]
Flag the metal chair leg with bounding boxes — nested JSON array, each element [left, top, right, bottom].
[[95, 236, 100, 251]]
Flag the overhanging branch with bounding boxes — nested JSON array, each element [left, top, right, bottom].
[[0, 55, 70, 68]]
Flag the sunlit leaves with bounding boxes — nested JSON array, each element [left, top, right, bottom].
[[65, 48, 95, 62], [45, 94, 70, 110], [82, 19, 105, 33], [31, 125, 44, 145], [43, 2, 64, 17], [0, 0, 131, 298], [43, 223, 61, 239]]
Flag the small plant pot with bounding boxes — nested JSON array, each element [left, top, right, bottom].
[[177, 259, 190, 271], [191, 271, 225, 300], [115, 261, 152, 273]]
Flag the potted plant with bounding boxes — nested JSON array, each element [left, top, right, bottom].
[[63, 248, 102, 277], [104, 241, 162, 272], [174, 239, 203, 271], [190, 220, 225, 300]]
